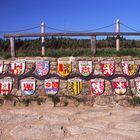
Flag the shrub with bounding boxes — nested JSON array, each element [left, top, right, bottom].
[[127, 96, 140, 106]]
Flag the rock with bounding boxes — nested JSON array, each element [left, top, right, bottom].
[[117, 99, 131, 107], [82, 120, 110, 131], [10, 124, 66, 140], [10, 124, 49, 139], [66, 125, 96, 135], [0, 114, 40, 124], [95, 95, 115, 106], [43, 114, 69, 125]]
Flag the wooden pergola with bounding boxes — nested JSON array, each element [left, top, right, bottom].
[[4, 32, 140, 58], [3, 19, 140, 58], [4, 31, 140, 58]]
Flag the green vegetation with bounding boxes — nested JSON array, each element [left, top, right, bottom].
[[1, 37, 140, 58], [47, 94, 60, 107], [127, 96, 140, 107], [20, 96, 46, 106]]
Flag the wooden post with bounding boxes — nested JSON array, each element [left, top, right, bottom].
[[10, 37, 15, 58], [41, 22, 45, 56], [116, 19, 120, 51], [91, 36, 96, 55]]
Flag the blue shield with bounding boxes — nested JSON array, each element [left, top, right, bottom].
[[35, 61, 50, 76]]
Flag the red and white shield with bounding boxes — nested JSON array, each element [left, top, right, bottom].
[[21, 79, 36, 96], [121, 61, 136, 76], [44, 79, 59, 95], [101, 61, 115, 76], [0, 78, 12, 95], [135, 79, 140, 96], [79, 61, 92, 76], [0, 61, 3, 74], [90, 79, 105, 95], [113, 79, 127, 95], [11, 61, 25, 76]]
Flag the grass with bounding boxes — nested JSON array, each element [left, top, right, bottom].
[[96, 48, 140, 57], [15, 48, 140, 58], [2, 47, 140, 58], [44, 48, 93, 57]]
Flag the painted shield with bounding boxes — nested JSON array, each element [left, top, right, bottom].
[[135, 79, 140, 96], [101, 61, 115, 76], [0, 78, 12, 95], [90, 79, 105, 95], [58, 61, 72, 77], [68, 79, 83, 95], [11, 61, 25, 76], [21, 79, 36, 96], [35, 61, 50, 76], [121, 61, 137, 76], [79, 61, 92, 76], [113, 79, 127, 95], [0, 61, 3, 74], [44, 79, 59, 95]]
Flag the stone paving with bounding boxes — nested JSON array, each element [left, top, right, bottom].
[[0, 102, 140, 140]]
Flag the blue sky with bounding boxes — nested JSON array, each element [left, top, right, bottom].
[[0, 0, 140, 39]]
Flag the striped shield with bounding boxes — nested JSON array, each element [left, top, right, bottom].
[[11, 60, 25, 76], [0, 61, 3, 74], [0, 78, 12, 95], [68, 79, 83, 95]]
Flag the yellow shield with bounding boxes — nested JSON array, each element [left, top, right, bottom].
[[68, 79, 83, 95], [58, 61, 72, 77]]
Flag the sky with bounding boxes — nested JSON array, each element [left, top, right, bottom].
[[0, 0, 140, 39]]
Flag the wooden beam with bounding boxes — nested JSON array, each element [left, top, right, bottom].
[[4, 32, 140, 38], [41, 22, 45, 56], [10, 37, 15, 58], [91, 36, 96, 55], [116, 19, 120, 51]]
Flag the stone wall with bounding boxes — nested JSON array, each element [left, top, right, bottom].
[[0, 56, 140, 98]]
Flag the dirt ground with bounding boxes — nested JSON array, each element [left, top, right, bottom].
[[0, 100, 140, 140]]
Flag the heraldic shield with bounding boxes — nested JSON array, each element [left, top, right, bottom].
[[135, 78, 140, 96], [0, 61, 3, 74], [68, 79, 83, 95], [21, 79, 36, 96], [113, 79, 127, 95], [101, 61, 115, 76], [11, 61, 25, 76], [35, 61, 50, 76], [90, 79, 105, 95], [79, 61, 92, 76], [44, 79, 59, 95], [121, 61, 137, 76], [0, 78, 12, 95], [58, 61, 72, 77]]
